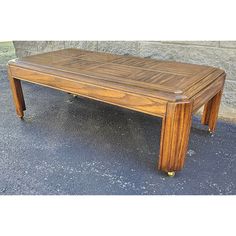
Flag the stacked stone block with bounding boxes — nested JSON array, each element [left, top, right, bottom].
[[13, 41, 236, 119]]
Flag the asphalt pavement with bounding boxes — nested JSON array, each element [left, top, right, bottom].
[[0, 70, 235, 194]]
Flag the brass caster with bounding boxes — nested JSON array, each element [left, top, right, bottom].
[[167, 171, 175, 177], [208, 128, 214, 136], [73, 94, 78, 98]]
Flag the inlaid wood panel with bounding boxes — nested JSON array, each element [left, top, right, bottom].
[[10, 64, 184, 102], [9, 48, 225, 102]]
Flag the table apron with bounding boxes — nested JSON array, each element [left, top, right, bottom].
[[192, 75, 225, 113], [9, 66, 167, 117]]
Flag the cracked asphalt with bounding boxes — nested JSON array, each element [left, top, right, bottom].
[[0, 70, 235, 194]]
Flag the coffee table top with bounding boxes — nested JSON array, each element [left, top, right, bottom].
[[9, 48, 225, 102]]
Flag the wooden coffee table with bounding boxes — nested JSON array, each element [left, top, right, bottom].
[[8, 48, 226, 176]]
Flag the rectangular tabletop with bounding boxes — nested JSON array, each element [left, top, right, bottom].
[[8, 48, 225, 116]]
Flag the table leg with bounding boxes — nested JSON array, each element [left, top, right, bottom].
[[8, 69, 26, 118], [158, 102, 193, 174], [201, 89, 223, 133]]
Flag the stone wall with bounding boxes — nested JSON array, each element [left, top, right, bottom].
[[13, 41, 236, 120], [0, 41, 15, 71]]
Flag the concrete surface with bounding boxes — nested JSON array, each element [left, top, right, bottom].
[[0, 41, 15, 70], [0, 70, 235, 195], [13, 41, 236, 120]]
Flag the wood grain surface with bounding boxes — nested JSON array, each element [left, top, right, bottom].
[[159, 101, 193, 172], [7, 48, 226, 174]]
